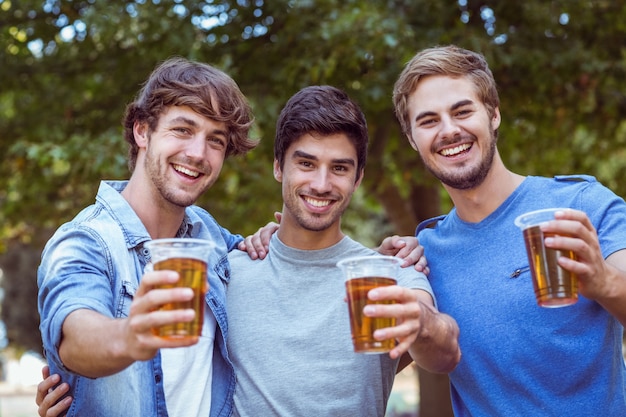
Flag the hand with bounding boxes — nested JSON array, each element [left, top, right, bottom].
[[364, 286, 460, 373], [58, 269, 203, 378], [238, 212, 282, 260], [541, 209, 611, 299], [124, 270, 201, 360], [36, 365, 72, 417], [376, 235, 429, 274], [363, 285, 431, 359]]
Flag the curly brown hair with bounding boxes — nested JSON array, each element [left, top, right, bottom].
[[123, 57, 257, 171]]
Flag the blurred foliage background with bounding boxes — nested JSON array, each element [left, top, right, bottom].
[[1, 0, 625, 415]]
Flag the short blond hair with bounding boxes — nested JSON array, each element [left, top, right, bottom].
[[393, 45, 500, 137]]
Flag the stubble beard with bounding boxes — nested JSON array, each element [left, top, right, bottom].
[[423, 132, 497, 191], [285, 191, 348, 232], [144, 147, 203, 209]]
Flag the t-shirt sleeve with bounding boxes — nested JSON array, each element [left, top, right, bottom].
[[583, 182, 626, 259], [396, 268, 438, 309]]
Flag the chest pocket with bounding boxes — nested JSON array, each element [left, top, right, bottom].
[[213, 253, 231, 284], [116, 280, 137, 318]]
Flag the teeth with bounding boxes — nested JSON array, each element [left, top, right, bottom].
[[304, 197, 330, 207], [174, 164, 199, 178], [440, 143, 471, 156]]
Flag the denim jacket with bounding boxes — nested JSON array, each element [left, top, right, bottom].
[[38, 181, 241, 417]]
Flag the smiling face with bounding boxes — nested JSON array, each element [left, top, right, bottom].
[[275, 132, 362, 248], [407, 75, 501, 190], [137, 105, 228, 208]]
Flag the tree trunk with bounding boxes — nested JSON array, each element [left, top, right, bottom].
[[361, 119, 453, 416], [418, 369, 454, 417], [368, 176, 453, 417]]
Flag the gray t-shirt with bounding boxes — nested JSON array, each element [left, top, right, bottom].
[[226, 235, 433, 417]]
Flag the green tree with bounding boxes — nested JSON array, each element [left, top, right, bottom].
[[2, 1, 626, 416]]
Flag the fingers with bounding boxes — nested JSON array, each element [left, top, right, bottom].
[[541, 209, 596, 240], [363, 286, 427, 358], [241, 221, 280, 260], [39, 391, 72, 417], [135, 270, 179, 297], [541, 209, 603, 273], [376, 236, 427, 270], [125, 271, 201, 358], [37, 370, 72, 417], [36, 369, 58, 406], [375, 235, 400, 257], [133, 270, 193, 311]]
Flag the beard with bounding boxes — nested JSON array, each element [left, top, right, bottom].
[[284, 191, 349, 232], [422, 131, 497, 190], [144, 144, 208, 208]]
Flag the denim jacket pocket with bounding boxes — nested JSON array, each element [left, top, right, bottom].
[[213, 253, 232, 284], [116, 280, 137, 318]]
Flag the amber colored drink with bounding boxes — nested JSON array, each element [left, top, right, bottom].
[[345, 276, 397, 353], [152, 257, 207, 339], [523, 226, 578, 307]]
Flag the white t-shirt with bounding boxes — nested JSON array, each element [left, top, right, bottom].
[[162, 309, 217, 417]]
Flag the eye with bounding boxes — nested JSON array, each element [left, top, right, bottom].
[[333, 165, 349, 173], [208, 136, 227, 149], [418, 116, 438, 127], [454, 108, 472, 118], [173, 127, 192, 135]]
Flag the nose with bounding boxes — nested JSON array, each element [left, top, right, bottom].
[[439, 115, 461, 139], [185, 135, 207, 160], [309, 168, 333, 194]]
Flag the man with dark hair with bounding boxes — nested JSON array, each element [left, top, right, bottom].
[[227, 85, 460, 416]]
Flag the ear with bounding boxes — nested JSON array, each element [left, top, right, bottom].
[[273, 160, 283, 182], [354, 169, 365, 189], [491, 107, 501, 131], [133, 121, 149, 148]]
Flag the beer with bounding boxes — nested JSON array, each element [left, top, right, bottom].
[[345, 277, 397, 353], [152, 257, 207, 339], [144, 238, 214, 341], [523, 226, 578, 307]]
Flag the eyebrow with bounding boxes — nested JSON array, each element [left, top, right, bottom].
[[167, 116, 199, 127], [292, 150, 356, 167], [414, 99, 475, 123]]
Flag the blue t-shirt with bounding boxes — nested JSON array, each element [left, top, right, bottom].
[[417, 175, 626, 416]]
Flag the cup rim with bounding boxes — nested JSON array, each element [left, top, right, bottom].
[[514, 208, 567, 229], [336, 255, 401, 268], [144, 238, 216, 249]]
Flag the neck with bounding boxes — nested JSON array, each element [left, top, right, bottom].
[[121, 173, 186, 239], [445, 155, 525, 223], [276, 214, 345, 250]]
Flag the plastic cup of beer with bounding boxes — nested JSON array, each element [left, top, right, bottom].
[[144, 238, 214, 340], [337, 255, 400, 353], [514, 208, 578, 307]]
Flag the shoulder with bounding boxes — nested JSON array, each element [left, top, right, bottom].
[[227, 247, 259, 271], [547, 175, 621, 202], [553, 174, 597, 183], [415, 215, 447, 235], [537, 174, 599, 190], [187, 205, 219, 225]]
